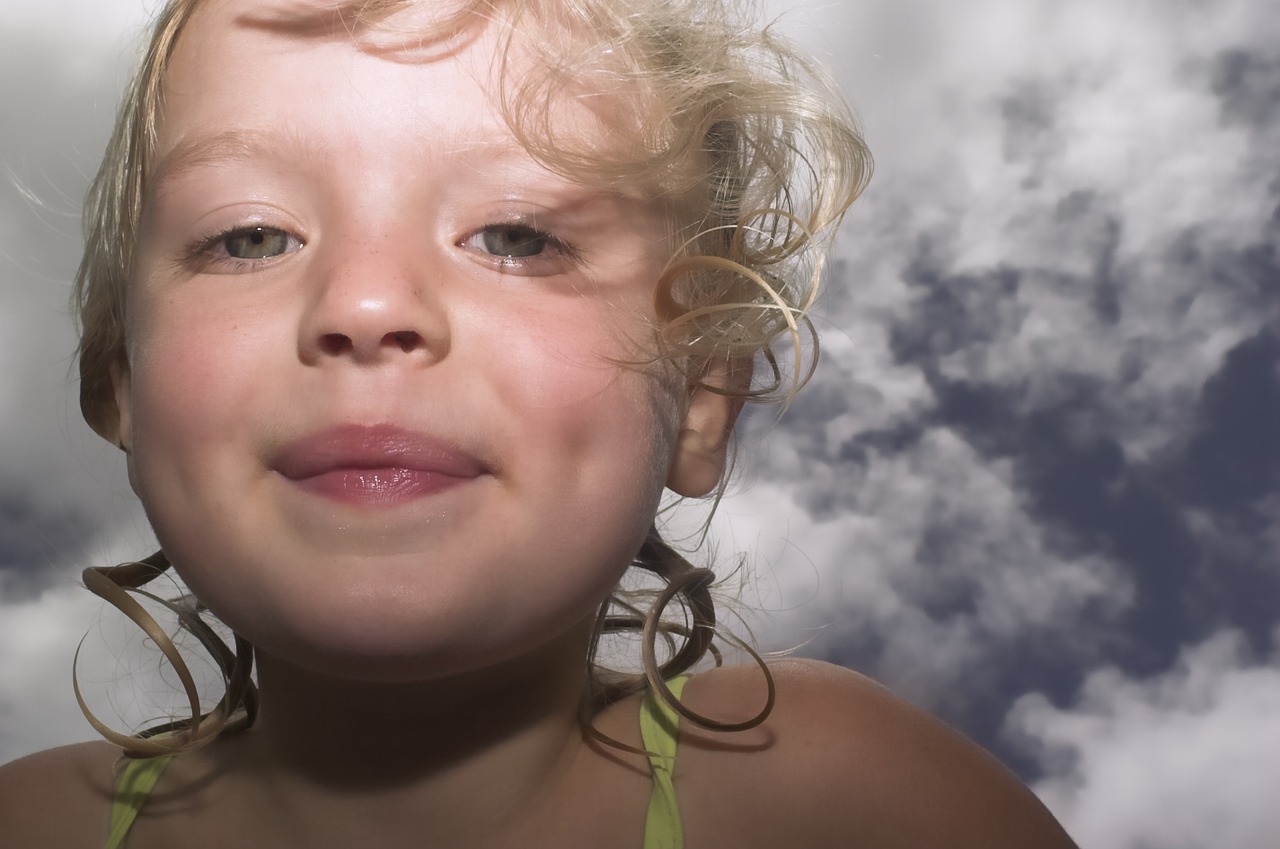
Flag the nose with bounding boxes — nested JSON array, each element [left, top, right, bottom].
[[298, 231, 449, 366]]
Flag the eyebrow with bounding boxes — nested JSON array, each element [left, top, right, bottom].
[[144, 126, 651, 219], [148, 128, 314, 190], [147, 127, 536, 189]]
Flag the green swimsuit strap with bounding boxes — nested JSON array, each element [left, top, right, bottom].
[[640, 675, 690, 849], [103, 687, 690, 849], [104, 755, 174, 849]]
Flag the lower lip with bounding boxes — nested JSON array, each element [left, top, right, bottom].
[[290, 467, 471, 506]]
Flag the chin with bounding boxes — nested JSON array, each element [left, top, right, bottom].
[[243, 601, 592, 685]]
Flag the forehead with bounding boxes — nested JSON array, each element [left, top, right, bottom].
[[158, 0, 511, 161], [149, 0, 688, 216]]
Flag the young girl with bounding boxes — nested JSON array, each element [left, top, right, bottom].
[[1, 0, 1077, 846]]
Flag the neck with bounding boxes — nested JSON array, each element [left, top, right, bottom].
[[226, 618, 600, 840]]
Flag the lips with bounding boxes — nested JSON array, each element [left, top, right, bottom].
[[274, 424, 486, 506]]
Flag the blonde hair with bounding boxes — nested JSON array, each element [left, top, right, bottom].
[[73, 0, 870, 756]]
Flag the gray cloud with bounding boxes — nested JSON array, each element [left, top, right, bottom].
[[1, 30, 144, 593], [0, 15, 158, 758], [719, 0, 1280, 810]]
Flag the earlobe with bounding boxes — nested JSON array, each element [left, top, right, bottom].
[[666, 359, 749, 497]]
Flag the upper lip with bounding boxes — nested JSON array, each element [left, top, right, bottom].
[[274, 423, 487, 480]]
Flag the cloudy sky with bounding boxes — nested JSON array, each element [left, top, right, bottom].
[[2, 1, 1278, 847]]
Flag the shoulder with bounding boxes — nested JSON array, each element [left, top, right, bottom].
[[676, 659, 1079, 849], [0, 741, 120, 848]]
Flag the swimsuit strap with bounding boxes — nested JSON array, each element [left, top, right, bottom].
[[640, 675, 690, 849], [103, 687, 691, 849], [104, 755, 173, 849]]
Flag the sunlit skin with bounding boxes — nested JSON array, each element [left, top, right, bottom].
[[120, 6, 690, 686], [0, 2, 1082, 847], [91, 1, 741, 844]]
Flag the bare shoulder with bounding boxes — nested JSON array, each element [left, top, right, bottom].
[[677, 659, 1079, 849], [0, 741, 119, 848]]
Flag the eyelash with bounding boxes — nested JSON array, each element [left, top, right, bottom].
[[178, 220, 583, 275], [181, 225, 303, 273], [462, 221, 583, 272]]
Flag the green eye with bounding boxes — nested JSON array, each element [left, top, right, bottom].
[[183, 224, 304, 274], [459, 221, 580, 277], [480, 225, 547, 258], [224, 227, 292, 259]]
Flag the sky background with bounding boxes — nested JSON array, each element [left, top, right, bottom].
[[2, 1, 1279, 847]]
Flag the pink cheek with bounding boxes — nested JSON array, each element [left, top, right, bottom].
[[492, 324, 629, 410], [128, 320, 260, 442]]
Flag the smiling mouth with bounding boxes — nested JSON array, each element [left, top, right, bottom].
[[275, 424, 485, 507]]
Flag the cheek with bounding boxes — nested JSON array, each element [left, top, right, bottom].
[[127, 283, 279, 409], [122, 298, 278, 500], [484, 308, 681, 534], [129, 351, 213, 455], [500, 310, 678, 449]]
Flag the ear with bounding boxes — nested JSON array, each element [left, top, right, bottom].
[[103, 357, 133, 452], [666, 358, 750, 497], [80, 347, 131, 447]]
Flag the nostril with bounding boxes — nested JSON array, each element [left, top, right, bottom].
[[320, 333, 353, 356], [390, 330, 422, 353], [311, 330, 426, 360]]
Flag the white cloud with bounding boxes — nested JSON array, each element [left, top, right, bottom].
[[699, 428, 1131, 710], [0, 577, 107, 760], [823, 0, 1280, 469], [0, 518, 162, 764], [1006, 629, 1280, 849]]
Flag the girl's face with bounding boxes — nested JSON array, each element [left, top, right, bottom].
[[111, 0, 724, 681]]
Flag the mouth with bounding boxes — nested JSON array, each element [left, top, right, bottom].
[[274, 423, 486, 506]]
